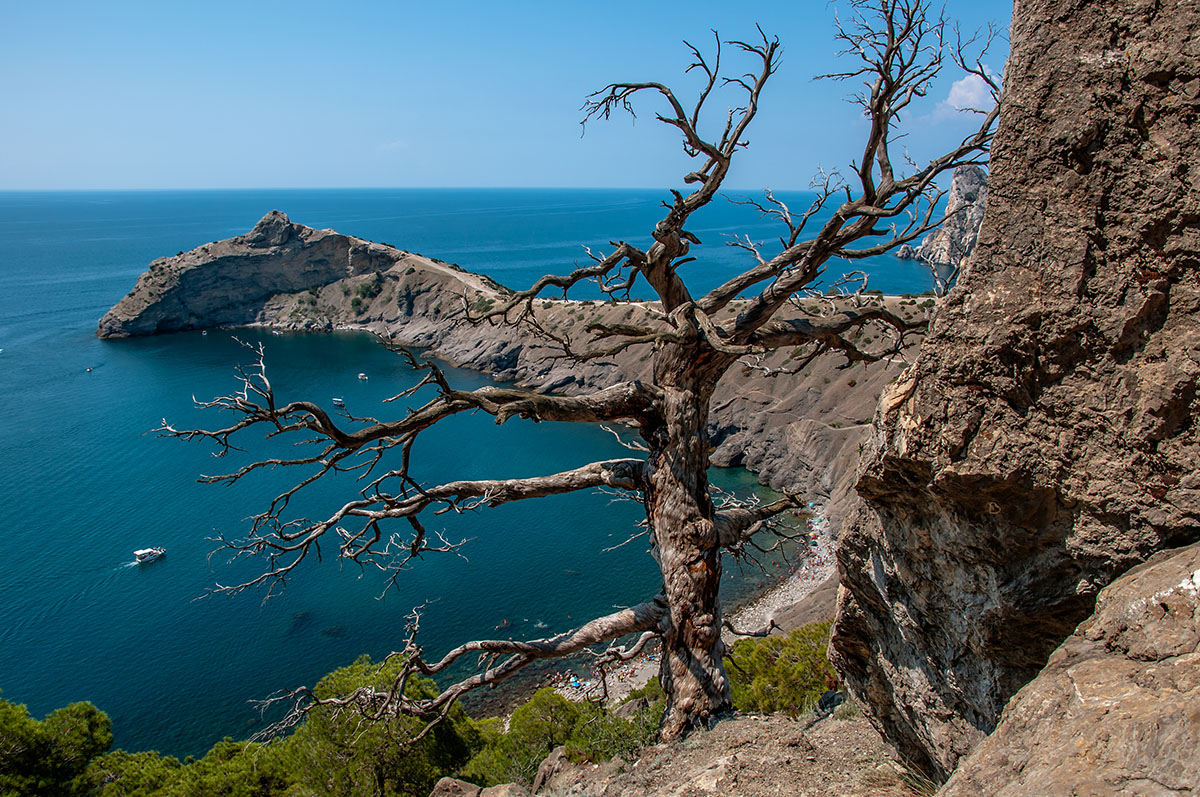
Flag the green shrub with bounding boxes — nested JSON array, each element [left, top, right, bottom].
[[564, 699, 660, 765], [725, 621, 836, 717], [356, 280, 382, 300], [1, 695, 113, 796], [280, 655, 480, 796], [461, 688, 579, 786], [462, 684, 662, 787], [82, 656, 478, 797]]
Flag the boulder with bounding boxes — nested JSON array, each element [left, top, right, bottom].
[[429, 777, 482, 796], [940, 543, 1200, 795], [831, 0, 1200, 779]]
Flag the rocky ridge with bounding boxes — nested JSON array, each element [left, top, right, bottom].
[[431, 714, 912, 797], [831, 0, 1200, 780]]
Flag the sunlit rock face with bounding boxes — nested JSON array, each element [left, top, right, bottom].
[[831, 0, 1200, 779], [940, 542, 1200, 796]]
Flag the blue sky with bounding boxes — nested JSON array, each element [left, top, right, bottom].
[[1, 1, 1011, 190]]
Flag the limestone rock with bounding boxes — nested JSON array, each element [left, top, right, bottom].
[[532, 746, 569, 793], [940, 543, 1200, 795], [528, 714, 909, 796], [481, 784, 532, 797], [912, 165, 988, 282], [96, 210, 503, 339], [831, 0, 1200, 779]]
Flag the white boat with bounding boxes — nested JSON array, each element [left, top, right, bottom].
[[134, 547, 165, 563], [331, 397, 346, 408], [357, 372, 368, 381]]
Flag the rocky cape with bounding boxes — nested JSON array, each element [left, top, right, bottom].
[[98, 210, 933, 520]]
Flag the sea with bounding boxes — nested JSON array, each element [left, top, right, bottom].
[[0, 188, 935, 757]]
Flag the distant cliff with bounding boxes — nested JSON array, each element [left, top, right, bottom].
[[896, 165, 988, 285], [97, 210, 507, 339]]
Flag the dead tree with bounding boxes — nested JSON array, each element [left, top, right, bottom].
[[163, 0, 999, 743]]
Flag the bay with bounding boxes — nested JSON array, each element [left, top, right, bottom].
[[0, 189, 931, 757]]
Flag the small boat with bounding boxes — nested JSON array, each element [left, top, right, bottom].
[[134, 547, 165, 563], [357, 372, 368, 381], [331, 397, 346, 408]]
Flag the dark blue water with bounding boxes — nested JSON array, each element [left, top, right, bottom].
[[0, 189, 931, 757]]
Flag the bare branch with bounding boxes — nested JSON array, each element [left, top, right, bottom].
[[261, 597, 669, 744]]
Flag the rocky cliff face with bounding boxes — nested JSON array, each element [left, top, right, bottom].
[[940, 541, 1200, 796], [897, 165, 989, 285], [831, 0, 1200, 780], [97, 210, 510, 340]]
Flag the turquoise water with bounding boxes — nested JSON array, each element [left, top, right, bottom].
[[0, 189, 931, 757]]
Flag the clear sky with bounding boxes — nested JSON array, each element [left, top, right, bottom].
[[0, 0, 1012, 191]]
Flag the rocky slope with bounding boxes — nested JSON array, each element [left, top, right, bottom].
[[97, 210, 508, 339], [831, 0, 1200, 780], [431, 714, 913, 797], [940, 541, 1200, 796]]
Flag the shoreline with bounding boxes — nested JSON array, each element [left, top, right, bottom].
[[550, 507, 836, 706]]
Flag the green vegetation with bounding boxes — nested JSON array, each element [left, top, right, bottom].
[[0, 695, 112, 796], [470, 295, 495, 314], [4, 629, 838, 794], [725, 622, 837, 717], [461, 686, 662, 787], [2, 660, 662, 794], [279, 655, 479, 796], [355, 280, 383, 300]]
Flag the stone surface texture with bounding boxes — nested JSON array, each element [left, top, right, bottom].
[[831, 0, 1200, 779], [939, 542, 1200, 796], [529, 714, 910, 797], [96, 210, 504, 340]]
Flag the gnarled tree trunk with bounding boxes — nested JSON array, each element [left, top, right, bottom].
[[645, 344, 735, 739]]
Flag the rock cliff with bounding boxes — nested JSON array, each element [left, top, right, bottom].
[[897, 165, 989, 285], [940, 541, 1200, 796], [96, 210, 506, 339], [831, 0, 1200, 780]]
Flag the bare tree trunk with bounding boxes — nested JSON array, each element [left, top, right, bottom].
[[646, 345, 733, 740]]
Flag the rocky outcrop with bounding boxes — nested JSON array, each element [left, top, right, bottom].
[[429, 778, 531, 797], [940, 542, 1200, 796], [97, 210, 507, 339], [831, 0, 1200, 780], [897, 165, 988, 282], [528, 714, 910, 796]]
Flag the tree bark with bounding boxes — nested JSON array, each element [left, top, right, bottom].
[[645, 343, 734, 739]]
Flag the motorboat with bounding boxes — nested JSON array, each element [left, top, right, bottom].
[[134, 547, 165, 563], [332, 397, 346, 408], [357, 372, 368, 381]]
